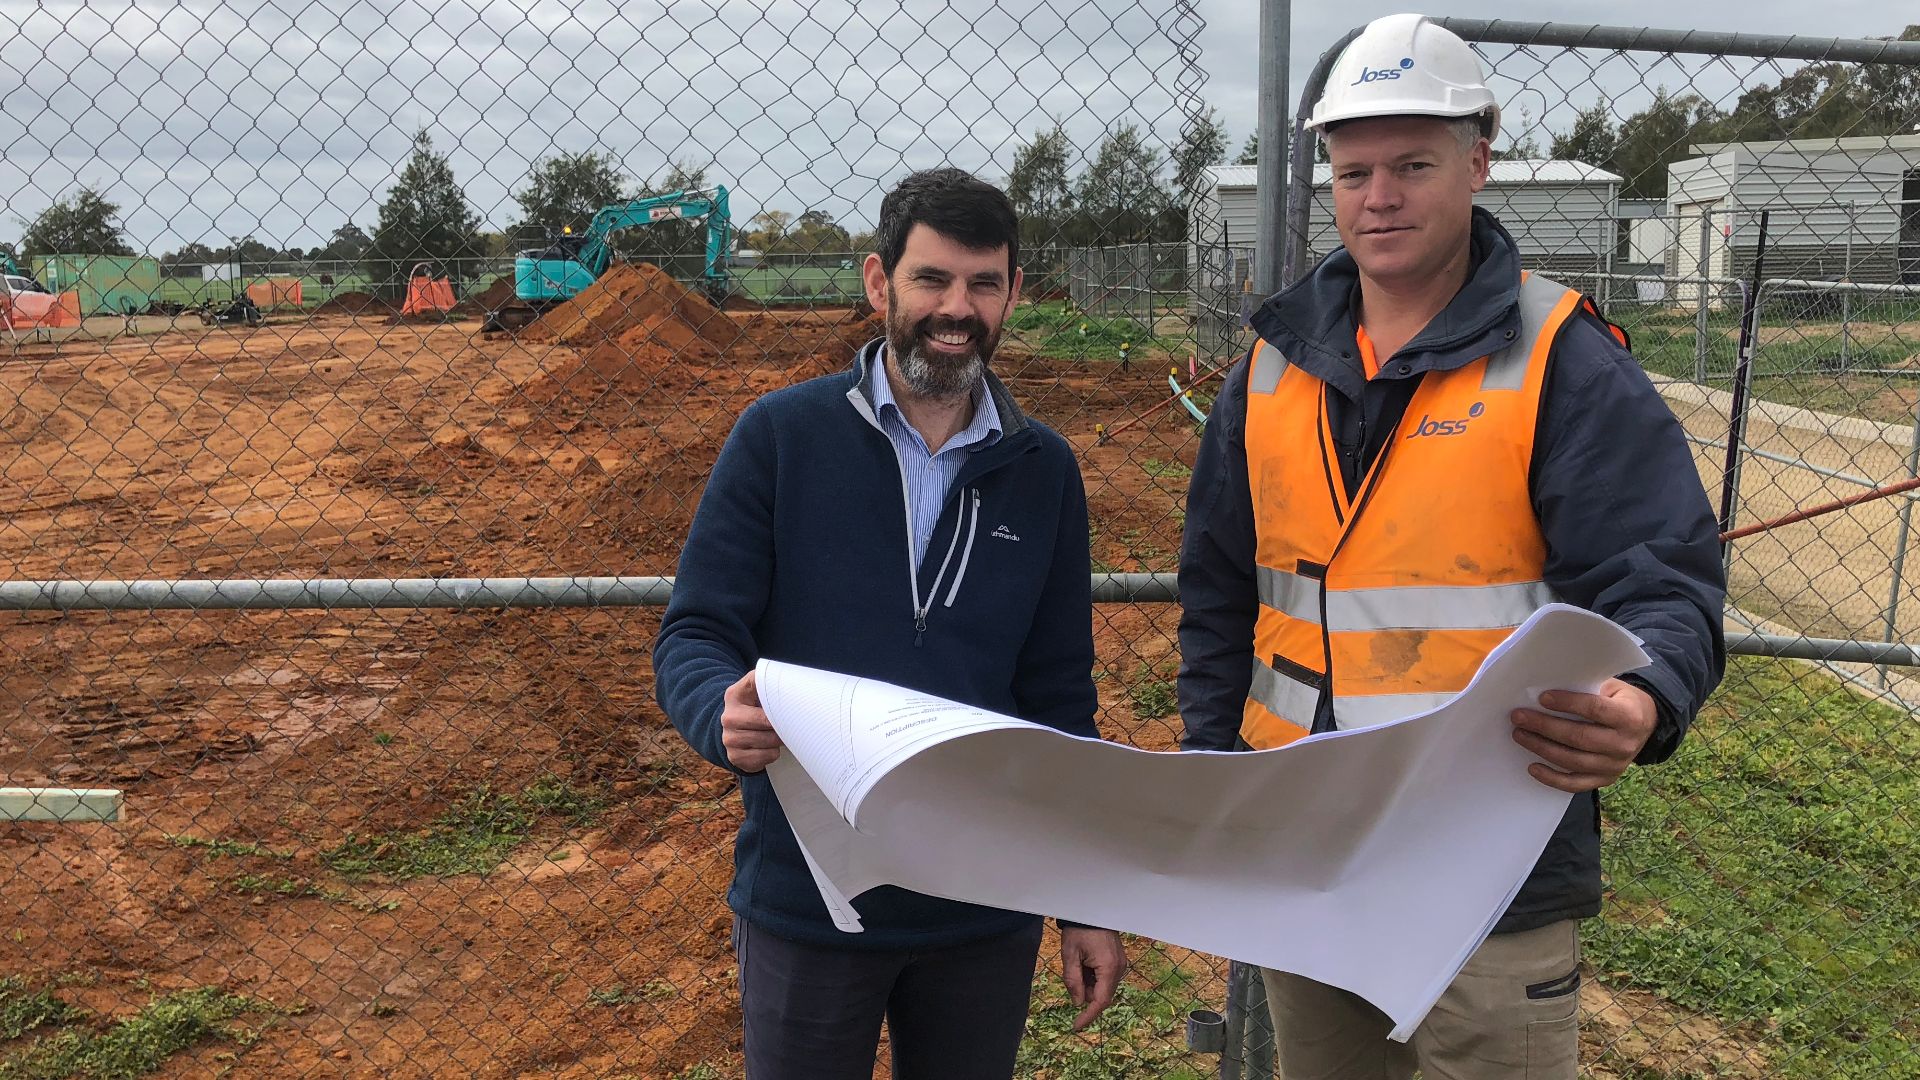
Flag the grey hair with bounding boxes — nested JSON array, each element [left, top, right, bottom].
[[1445, 115, 1486, 154]]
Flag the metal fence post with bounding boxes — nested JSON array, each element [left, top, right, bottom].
[[1224, 2, 1290, 1069], [1220, 961, 1249, 1080], [1243, 970, 1277, 1078], [1696, 211, 1713, 382], [1883, 403, 1920, 688], [1254, 0, 1289, 297], [1842, 201, 1855, 371], [1719, 213, 1771, 553]]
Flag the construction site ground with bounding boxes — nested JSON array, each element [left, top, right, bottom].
[[0, 271, 1887, 1077]]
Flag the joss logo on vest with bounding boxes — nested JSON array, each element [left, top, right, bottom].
[[1349, 56, 1415, 85], [1406, 401, 1485, 439]]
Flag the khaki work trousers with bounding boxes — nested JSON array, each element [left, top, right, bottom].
[[1262, 920, 1582, 1080]]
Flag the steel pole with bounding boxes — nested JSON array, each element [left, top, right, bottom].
[[1882, 402, 1920, 687], [1254, 0, 1289, 297], [1718, 212, 1771, 548], [1695, 212, 1712, 382], [1843, 202, 1855, 370]]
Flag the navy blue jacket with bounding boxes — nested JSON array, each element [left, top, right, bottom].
[[655, 340, 1100, 949], [1178, 209, 1727, 933]]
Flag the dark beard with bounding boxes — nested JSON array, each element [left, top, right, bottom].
[[884, 290, 999, 403]]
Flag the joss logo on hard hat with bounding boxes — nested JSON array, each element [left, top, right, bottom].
[[1349, 57, 1416, 86], [1308, 15, 1500, 141]]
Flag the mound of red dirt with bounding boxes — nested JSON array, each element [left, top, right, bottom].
[[454, 277, 519, 315], [526, 262, 744, 360], [311, 291, 395, 316]]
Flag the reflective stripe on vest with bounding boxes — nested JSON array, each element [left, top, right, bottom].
[[1239, 273, 1580, 747]]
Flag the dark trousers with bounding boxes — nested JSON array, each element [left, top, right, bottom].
[[734, 915, 1045, 1080]]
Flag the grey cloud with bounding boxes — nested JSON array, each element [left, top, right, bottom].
[[1196, 0, 1912, 160], [16, 0, 1875, 256]]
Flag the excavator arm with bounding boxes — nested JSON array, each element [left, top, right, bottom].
[[490, 185, 733, 331], [576, 186, 730, 288]]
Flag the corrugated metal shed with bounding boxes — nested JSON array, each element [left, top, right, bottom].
[[1204, 160, 1621, 189], [1191, 158, 1623, 293], [1665, 134, 1920, 285]]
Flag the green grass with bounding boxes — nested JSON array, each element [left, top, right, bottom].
[[1016, 949, 1211, 1080], [1743, 373, 1919, 426], [1624, 319, 1914, 382], [586, 982, 675, 1007], [733, 265, 864, 303], [0, 980, 78, 1042], [1140, 458, 1192, 480], [1585, 655, 1920, 1079], [151, 272, 510, 309], [320, 776, 605, 880], [227, 874, 398, 913], [0, 986, 274, 1080], [153, 274, 374, 308], [165, 835, 294, 861], [520, 773, 609, 819], [1127, 666, 1178, 720], [1004, 301, 1170, 360], [1613, 307, 1920, 423]]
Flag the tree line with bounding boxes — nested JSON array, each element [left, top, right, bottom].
[[11, 24, 1915, 278], [1549, 26, 1919, 199]]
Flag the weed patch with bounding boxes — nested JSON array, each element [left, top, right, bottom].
[[1005, 301, 1170, 360], [1128, 666, 1177, 720], [322, 776, 606, 880], [1015, 949, 1209, 1079], [0, 986, 274, 1080], [165, 836, 294, 861], [1586, 656, 1920, 1079], [0, 979, 77, 1042]]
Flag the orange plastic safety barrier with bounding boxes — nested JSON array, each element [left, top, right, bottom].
[[245, 279, 304, 309], [401, 275, 456, 316], [0, 290, 82, 331]]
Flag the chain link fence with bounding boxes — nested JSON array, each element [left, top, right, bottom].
[[0, 1, 1228, 1076], [3, 4, 1919, 1079], [1065, 242, 1188, 325]]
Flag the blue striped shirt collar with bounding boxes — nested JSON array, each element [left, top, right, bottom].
[[871, 343, 1002, 454]]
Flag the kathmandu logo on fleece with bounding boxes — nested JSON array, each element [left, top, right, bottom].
[[1350, 56, 1416, 86], [1406, 401, 1486, 440], [991, 524, 1021, 542]]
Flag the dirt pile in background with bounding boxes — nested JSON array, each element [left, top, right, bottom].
[[836, 310, 883, 349], [526, 262, 744, 359], [454, 277, 518, 315], [510, 306, 884, 567], [311, 291, 392, 316]]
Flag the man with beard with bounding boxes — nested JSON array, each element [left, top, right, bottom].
[[655, 168, 1127, 1080]]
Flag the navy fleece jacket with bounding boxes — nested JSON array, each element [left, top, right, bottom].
[[654, 340, 1100, 949]]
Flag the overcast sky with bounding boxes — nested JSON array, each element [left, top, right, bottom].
[[0, 0, 1910, 255]]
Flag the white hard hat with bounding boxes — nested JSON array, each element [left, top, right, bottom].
[[1308, 14, 1500, 142]]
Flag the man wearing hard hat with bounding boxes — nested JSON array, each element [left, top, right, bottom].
[[1176, 14, 1726, 1078]]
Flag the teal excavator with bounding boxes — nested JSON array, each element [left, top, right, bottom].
[[483, 186, 731, 332]]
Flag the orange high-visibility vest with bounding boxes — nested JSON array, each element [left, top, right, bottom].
[[1240, 273, 1586, 748]]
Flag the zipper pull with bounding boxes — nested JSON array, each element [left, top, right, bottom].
[[914, 607, 927, 646]]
